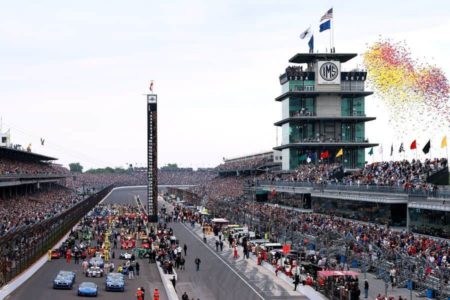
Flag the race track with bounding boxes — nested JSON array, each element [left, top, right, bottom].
[[7, 187, 168, 300]]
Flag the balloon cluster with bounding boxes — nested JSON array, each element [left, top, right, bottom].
[[363, 39, 450, 138]]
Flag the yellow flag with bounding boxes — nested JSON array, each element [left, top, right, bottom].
[[336, 148, 343, 158], [441, 136, 447, 148]]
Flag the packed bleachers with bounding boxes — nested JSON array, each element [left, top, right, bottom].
[[259, 158, 447, 188], [67, 169, 216, 191], [68, 172, 147, 190], [0, 158, 69, 176], [0, 186, 81, 236], [216, 157, 271, 171], [158, 169, 216, 185], [346, 158, 447, 187]]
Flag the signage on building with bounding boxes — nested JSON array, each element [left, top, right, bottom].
[[317, 61, 340, 85]]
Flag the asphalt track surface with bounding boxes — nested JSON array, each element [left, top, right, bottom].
[[8, 188, 168, 300], [125, 188, 268, 300]]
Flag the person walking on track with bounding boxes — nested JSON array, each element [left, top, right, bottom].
[[183, 244, 187, 256], [194, 257, 201, 271]]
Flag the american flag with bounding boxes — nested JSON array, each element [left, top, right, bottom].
[[149, 81, 154, 92], [320, 8, 333, 22]]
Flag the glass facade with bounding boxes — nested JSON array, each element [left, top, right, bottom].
[[312, 197, 407, 226], [409, 208, 450, 239], [289, 80, 315, 92], [289, 123, 315, 143], [342, 149, 365, 168], [289, 97, 315, 116], [341, 97, 365, 116], [341, 123, 365, 142]]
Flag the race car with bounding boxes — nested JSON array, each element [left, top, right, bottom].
[[51, 249, 61, 259], [78, 282, 98, 297], [89, 257, 104, 268], [105, 273, 125, 292], [141, 239, 151, 249], [121, 239, 135, 250], [86, 266, 104, 278], [53, 272, 75, 289], [58, 270, 76, 283], [119, 252, 132, 260]]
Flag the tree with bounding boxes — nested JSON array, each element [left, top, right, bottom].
[[69, 162, 83, 173]]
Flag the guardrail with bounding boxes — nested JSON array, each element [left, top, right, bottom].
[[254, 180, 450, 198]]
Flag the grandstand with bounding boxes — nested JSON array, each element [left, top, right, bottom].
[[216, 151, 281, 176], [0, 146, 89, 287]]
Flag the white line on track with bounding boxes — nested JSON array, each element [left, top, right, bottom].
[[180, 222, 266, 300]]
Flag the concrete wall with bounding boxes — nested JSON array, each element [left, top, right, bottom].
[[316, 95, 341, 117], [282, 99, 289, 119], [282, 149, 290, 170]]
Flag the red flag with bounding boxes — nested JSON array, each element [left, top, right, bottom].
[[320, 150, 329, 159], [410, 140, 417, 150], [282, 244, 291, 254]]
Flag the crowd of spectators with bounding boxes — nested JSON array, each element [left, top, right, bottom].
[[0, 186, 82, 236], [264, 163, 342, 184], [346, 158, 448, 188], [190, 176, 246, 204], [67, 169, 216, 191], [67, 172, 147, 190], [216, 157, 271, 172], [158, 169, 215, 185], [0, 158, 69, 176], [259, 158, 447, 190], [206, 195, 449, 294]]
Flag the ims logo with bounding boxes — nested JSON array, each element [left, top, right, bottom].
[[319, 62, 339, 81]]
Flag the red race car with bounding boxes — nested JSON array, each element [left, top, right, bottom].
[[51, 250, 61, 259], [121, 240, 135, 250]]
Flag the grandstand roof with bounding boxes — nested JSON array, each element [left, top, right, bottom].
[[289, 53, 357, 64], [0, 146, 57, 162]]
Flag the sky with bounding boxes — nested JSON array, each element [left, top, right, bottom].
[[0, 0, 449, 169]]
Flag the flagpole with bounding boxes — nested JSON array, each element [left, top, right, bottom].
[[331, 8, 335, 50], [329, 18, 333, 51]]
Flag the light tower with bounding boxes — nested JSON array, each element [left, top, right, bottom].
[[146, 93, 158, 222]]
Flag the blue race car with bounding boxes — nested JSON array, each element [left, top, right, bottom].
[[53, 274, 73, 289], [58, 270, 76, 284], [78, 282, 98, 297], [105, 274, 125, 292]]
